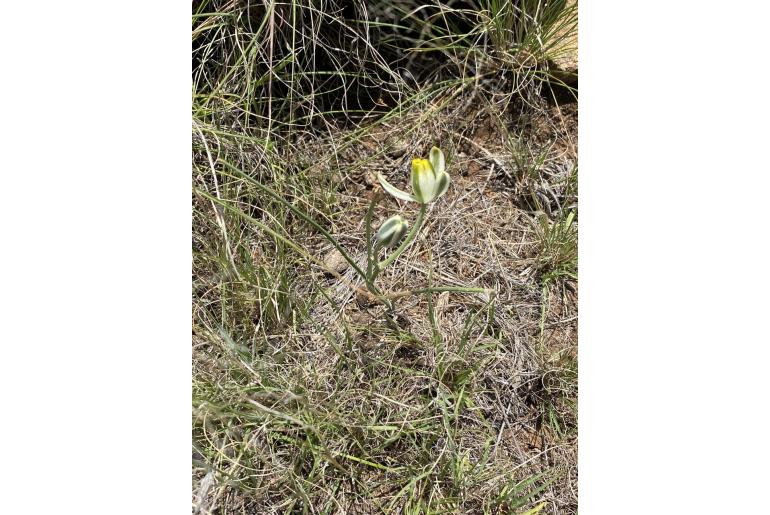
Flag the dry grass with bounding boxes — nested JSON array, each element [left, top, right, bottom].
[[193, 1, 577, 513]]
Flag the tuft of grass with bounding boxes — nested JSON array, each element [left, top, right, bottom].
[[483, 0, 578, 66], [533, 209, 577, 284], [366, 0, 577, 105]]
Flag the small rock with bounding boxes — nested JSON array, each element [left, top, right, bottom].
[[355, 290, 377, 308], [350, 311, 370, 325], [323, 249, 349, 274]]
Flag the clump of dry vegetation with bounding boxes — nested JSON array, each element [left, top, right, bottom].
[[193, 1, 577, 513]]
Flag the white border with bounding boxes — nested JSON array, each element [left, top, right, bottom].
[[2, 0, 770, 512], [0, 1, 189, 513], [581, 1, 770, 513]]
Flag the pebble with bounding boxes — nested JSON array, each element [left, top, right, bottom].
[[323, 249, 349, 274]]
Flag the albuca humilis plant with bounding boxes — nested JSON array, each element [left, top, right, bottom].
[[366, 147, 450, 287], [359, 146, 485, 312], [216, 146, 486, 318]]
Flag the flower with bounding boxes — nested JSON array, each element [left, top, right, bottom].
[[377, 146, 450, 204], [375, 215, 409, 248]]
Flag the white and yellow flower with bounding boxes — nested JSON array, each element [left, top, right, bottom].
[[377, 147, 450, 205]]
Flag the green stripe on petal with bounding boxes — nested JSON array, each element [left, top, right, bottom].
[[378, 216, 401, 235], [434, 171, 450, 200], [377, 173, 417, 202], [429, 146, 445, 175]]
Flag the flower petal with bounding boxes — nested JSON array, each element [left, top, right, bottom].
[[410, 160, 422, 202], [429, 146, 445, 175], [412, 159, 435, 204], [434, 171, 450, 200], [377, 173, 417, 202]]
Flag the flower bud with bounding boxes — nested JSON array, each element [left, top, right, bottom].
[[375, 215, 409, 249]]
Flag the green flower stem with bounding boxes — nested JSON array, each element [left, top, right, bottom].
[[373, 204, 426, 280], [366, 241, 386, 295], [364, 192, 380, 281]]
